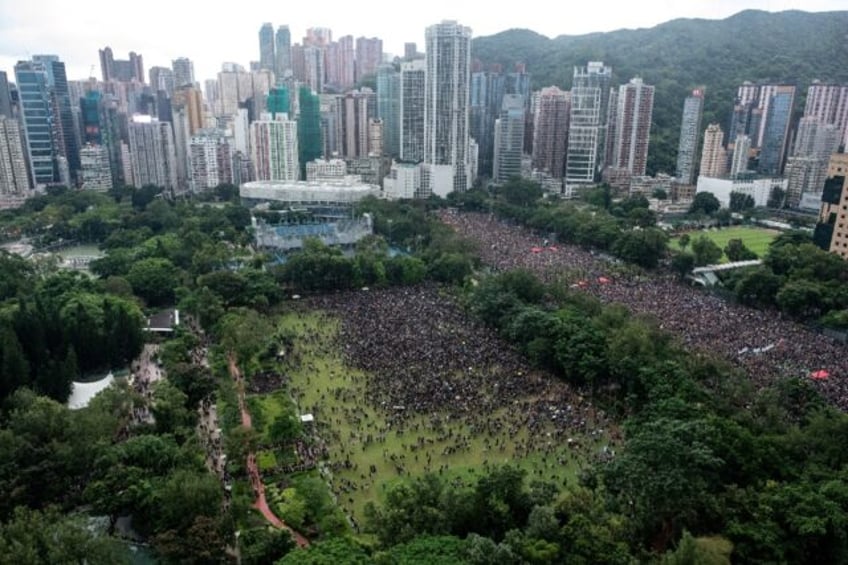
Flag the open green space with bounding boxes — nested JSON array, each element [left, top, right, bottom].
[[274, 311, 605, 523], [670, 226, 778, 261]]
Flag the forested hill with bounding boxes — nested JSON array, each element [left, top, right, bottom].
[[471, 10, 848, 175]]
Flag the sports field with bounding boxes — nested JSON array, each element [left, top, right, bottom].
[[670, 226, 779, 261]]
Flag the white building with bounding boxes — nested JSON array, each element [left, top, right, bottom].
[[696, 175, 787, 208], [188, 129, 232, 192], [565, 61, 613, 194], [306, 158, 347, 181], [383, 161, 421, 199], [0, 116, 31, 195], [79, 144, 113, 191], [729, 134, 752, 178], [422, 21, 472, 197], [128, 115, 178, 191], [250, 112, 299, 182], [400, 59, 426, 164], [675, 89, 704, 186]]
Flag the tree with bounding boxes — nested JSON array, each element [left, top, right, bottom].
[[691, 236, 723, 266], [653, 188, 669, 200], [767, 186, 787, 209], [278, 537, 372, 565], [239, 527, 295, 564], [677, 233, 691, 251], [612, 228, 668, 268], [729, 192, 755, 213], [776, 279, 826, 319], [671, 253, 696, 279], [724, 238, 758, 262], [689, 192, 721, 216], [734, 267, 782, 308], [499, 177, 543, 207], [126, 257, 181, 306]]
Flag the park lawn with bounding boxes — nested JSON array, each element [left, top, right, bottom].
[[670, 226, 778, 262], [276, 311, 607, 524], [248, 391, 299, 443]]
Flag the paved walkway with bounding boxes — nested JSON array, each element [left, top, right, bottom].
[[228, 355, 309, 548]]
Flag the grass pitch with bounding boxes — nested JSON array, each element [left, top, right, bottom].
[[671, 226, 779, 262]]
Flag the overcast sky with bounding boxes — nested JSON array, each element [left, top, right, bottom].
[[0, 0, 844, 84]]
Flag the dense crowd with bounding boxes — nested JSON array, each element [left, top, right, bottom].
[[440, 210, 848, 411]]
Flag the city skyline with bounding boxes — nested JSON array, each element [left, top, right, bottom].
[[0, 1, 844, 84]]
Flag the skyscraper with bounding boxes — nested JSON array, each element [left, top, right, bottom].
[[729, 134, 752, 178], [376, 64, 400, 157], [532, 86, 570, 179], [699, 123, 726, 178], [275, 26, 292, 79], [565, 61, 612, 194], [785, 116, 841, 206], [15, 59, 61, 184], [267, 87, 290, 118], [339, 89, 372, 158], [172, 85, 204, 135], [493, 94, 525, 184], [172, 58, 195, 89], [32, 55, 80, 183], [298, 86, 323, 178], [149, 67, 175, 95], [128, 115, 178, 190], [423, 21, 472, 196], [250, 113, 298, 181], [0, 116, 31, 194], [676, 89, 704, 185], [79, 144, 113, 191], [303, 46, 325, 94], [470, 70, 504, 177], [99, 47, 144, 83], [355, 37, 383, 82], [0, 71, 12, 118], [758, 86, 796, 175], [259, 23, 275, 73], [611, 77, 654, 176], [400, 60, 426, 163], [188, 129, 232, 192]]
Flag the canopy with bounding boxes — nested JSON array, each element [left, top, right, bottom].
[[548, 246, 558, 252], [598, 276, 611, 284], [531, 247, 543, 253], [810, 369, 830, 380]]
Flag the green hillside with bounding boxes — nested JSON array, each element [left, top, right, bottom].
[[471, 10, 848, 175]]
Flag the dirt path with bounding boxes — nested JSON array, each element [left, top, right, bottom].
[[228, 355, 309, 548]]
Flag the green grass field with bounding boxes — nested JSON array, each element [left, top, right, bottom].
[[272, 311, 608, 523], [670, 226, 779, 262]]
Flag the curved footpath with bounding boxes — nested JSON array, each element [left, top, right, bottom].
[[228, 355, 310, 548]]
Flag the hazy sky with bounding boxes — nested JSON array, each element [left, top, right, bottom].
[[0, 0, 844, 84]]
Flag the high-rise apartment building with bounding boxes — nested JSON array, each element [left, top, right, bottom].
[[565, 61, 612, 194], [785, 116, 842, 207], [423, 21, 472, 196], [80, 91, 122, 186], [355, 37, 383, 82], [729, 134, 752, 178], [276, 26, 292, 79], [79, 144, 113, 191], [400, 59, 426, 163], [804, 82, 848, 149], [814, 152, 848, 257], [758, 85, 796, 175], [611, 77, 654, 176], [377, 64, 400, 157], [338, 89, 372, 158], [149, 67, 175, 95], [188, 129, 232, 192], [259, 23, 275, 72], [532, 86, 569, 179], [172, 58, 195, 89], [0, 116, 31, 194], [128, 115, 178, 190], [303, 46, 325, 94], [493, 94, 525, 184], [172, 85, 204, 135], [99, 47, 144, 83], [250, 112, 298, 181], [699, 123, 726, 178], [0, 72, 11, 118], [325, 36, 355, 92], [676, 89, 704, 185]]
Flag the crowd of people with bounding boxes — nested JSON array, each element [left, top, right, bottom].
[[286, 286, 618, 521], [440, 210, 848, 411]]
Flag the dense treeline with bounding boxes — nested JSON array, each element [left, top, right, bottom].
[[471, 10, 848, 174]]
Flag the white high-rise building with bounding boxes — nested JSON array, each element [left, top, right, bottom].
[[188, 129, 232, 192], [383, 161, 421, 199], [128, 115, 178, 191], [171, 108, 191, 192], [699, 123, 727, 179], [422, 21, 472, 197], [172, 57, 195, 89], [233, 108, 250, 155], [493, 94, 525, 184], [79, 144, 113, 191], [400, 59, 426, 163], [676, 89, 704, 185], [565, 61, 612, 196], [306, 158, 347, 181], [250, 112, 299, 181], [0, 116, 31, 195], [729, 134, 751, 178]]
